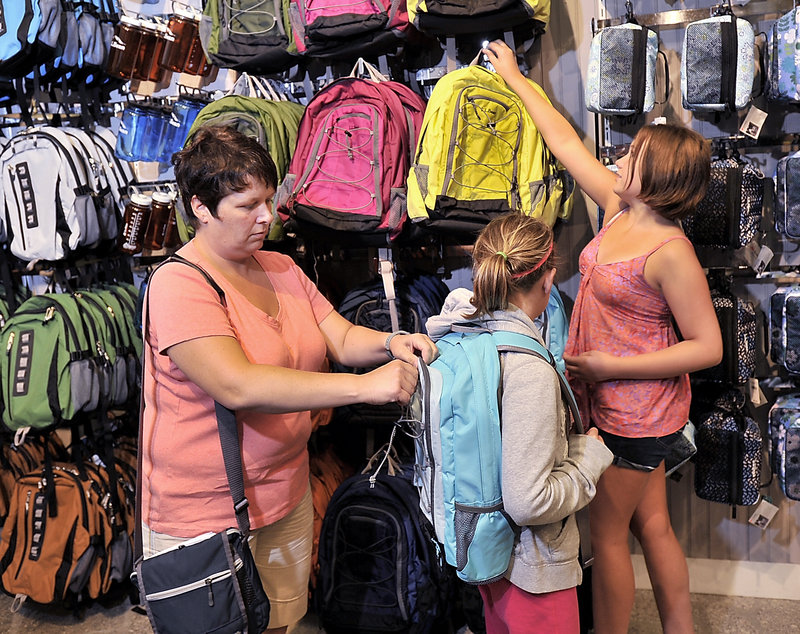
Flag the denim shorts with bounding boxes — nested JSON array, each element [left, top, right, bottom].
[[597, 427, 685, 472]]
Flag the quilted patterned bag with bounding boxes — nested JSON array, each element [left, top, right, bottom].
[[681, 7, 755, 111], [585, 22, 660, 116], [768, 393, 800, 501], [694, 390, 762, 507], [682, 153, 765, 249], [767, 6, 800, 103], [693, 287, 758, 385], [769, 286, 800, 374], [774, 150, 800, 239]]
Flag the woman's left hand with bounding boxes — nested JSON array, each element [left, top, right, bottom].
[[388, 333, 438, 365], [563, 350, 617, 383]]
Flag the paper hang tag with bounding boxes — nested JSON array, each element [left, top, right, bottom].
[[748, 497, 779, 530], [740, 105, 768, 140], [748, 378, 767, 407], [742, 240, 773, 276]]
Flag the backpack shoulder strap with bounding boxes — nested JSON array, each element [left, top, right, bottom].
[[489, 330, 584, 434]]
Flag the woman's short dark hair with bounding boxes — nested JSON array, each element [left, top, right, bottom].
[[173, 125, 278, 227], [627, 123, 711, 221]]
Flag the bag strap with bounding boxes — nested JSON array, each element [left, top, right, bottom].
[[490, 330, 584, 434], [134, 254, 250, 563]]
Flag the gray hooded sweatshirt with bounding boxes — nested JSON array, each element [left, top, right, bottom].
[[426, 288, 613, 594]]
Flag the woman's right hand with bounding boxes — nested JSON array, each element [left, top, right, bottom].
[[360, 359, 419, 405]]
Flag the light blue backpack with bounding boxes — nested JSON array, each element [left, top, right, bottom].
[[681, 12, 755, 111], [767, 7, 800, 103], [0, 0, 63, 77], [534, 284, 569, 373], [411, 326, 582, 584]]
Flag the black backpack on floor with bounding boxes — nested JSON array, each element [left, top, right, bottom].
[[316, 453, 447, 634]]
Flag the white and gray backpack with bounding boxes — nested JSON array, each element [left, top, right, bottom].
[[0, 126, 100, 262]]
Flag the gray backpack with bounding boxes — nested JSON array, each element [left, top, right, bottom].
[[199, 0, 300, 74]]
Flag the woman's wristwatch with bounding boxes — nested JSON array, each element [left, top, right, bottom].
[[384, 330, 410, 359]]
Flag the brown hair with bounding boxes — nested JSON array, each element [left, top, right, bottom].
[[625, 123, 710, 221], [173, 125, 278, 228], [468, 214, 555, 318]]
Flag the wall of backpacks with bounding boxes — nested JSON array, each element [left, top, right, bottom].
[[0, 0, 799, 623]]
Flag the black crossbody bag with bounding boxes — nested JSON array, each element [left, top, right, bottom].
[[131, 255, 270, 634]]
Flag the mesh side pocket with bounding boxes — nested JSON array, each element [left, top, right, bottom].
[[454, 509, 479, 571]]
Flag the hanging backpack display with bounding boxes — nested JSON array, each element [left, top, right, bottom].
[[681, 6, 755, 112], [767, 6, 800, 103], [277, 67, 425, 243], [0, 293, 104, 431], [0, 0, 62, 78], [774, 150, 800, 239], [585, 12, 660, 117], [694, 390, 762, 507], [406, 64, 572, 236], [681, 151, 765, 250]]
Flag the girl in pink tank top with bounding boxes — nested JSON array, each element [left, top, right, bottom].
[[486, 40, 723, 634]]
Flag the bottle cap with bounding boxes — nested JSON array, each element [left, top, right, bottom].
[[152, 191, 173, 205], [130, 193, 153, 207]]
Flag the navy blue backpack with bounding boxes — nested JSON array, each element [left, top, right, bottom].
[[316, 458, 446, 634]]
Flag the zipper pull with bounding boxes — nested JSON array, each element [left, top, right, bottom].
[[206, 578, 214, 607], [6, 331, 15, 354]]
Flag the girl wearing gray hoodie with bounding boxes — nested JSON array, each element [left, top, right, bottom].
[[426, 214, 613, 634]]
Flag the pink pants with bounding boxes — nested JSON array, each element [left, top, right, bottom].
[[478, 577, 580, 634]]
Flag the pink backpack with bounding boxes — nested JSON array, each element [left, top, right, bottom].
[[289, 0, 409, 58], [277, 76, 425, 242]]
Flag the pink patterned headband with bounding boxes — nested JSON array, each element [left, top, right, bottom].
[[510, 243, 553, 279]]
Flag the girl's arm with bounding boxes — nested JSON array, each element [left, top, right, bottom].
[[484, 40, 623, 219], [501, 358, 613, 527], [564, 240, 723, 382]]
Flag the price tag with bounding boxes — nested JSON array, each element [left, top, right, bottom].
[[740, 105, 768, 140], [748, 497, 779, 529]]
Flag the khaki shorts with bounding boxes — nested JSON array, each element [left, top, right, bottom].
[[142, 487, 313, 629]]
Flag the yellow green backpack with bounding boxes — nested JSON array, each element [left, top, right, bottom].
[[406, 65, 573, 235]]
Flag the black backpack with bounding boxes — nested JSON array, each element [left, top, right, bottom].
[[316, 459, 446, 634]]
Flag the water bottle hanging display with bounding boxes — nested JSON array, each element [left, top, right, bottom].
[[119, 194, 153, 255], [143, 192, 176, 251], [106, 15, 145, 80]]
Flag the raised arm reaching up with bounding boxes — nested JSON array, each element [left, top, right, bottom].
[[484, 39, 624, 221]]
